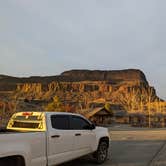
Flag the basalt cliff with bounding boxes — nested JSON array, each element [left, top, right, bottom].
[[0, 69, 160, 111]]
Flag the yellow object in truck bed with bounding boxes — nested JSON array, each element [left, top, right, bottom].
[[7, 112, 46, 132]]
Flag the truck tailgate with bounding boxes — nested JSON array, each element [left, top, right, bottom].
[[0, 132, 47, 166]]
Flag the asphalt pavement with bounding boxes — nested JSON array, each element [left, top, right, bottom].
[[61, 125, 166, 166]]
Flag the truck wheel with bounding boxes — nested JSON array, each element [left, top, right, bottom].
[[94, 141, 108, 164]]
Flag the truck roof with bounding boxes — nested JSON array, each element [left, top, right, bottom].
[[44, 111, 82, 116], [14, 111, 81, 115]]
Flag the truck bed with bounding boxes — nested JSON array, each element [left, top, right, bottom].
[[0, 128, 37, 134], [0, 128, 16, 134]]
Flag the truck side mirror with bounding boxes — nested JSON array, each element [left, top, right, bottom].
[[90, 123, 96, 130], [83, 123, 96, 130]]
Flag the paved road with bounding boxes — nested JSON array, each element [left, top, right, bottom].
[[61, 125, 166, 166]]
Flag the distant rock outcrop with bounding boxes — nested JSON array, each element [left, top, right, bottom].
[[0, 69, 161, 111], [61, 69, 148, 84], [0, 69, 148, 86]]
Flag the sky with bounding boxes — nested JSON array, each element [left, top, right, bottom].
[[0, 0, 166, 99]]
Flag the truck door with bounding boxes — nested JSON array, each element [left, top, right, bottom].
[[47, 114, 74, 165], [70, 115, 96, 156]]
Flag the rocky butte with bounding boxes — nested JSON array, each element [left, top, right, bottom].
[[0, 69, 161, 111]]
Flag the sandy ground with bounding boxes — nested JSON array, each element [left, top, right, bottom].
[[61, 125, 166, 166]]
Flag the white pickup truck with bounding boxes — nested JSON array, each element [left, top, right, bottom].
[[0, 112, 110, 166]]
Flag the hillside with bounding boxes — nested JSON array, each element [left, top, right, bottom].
[[0, 69, 160, 105]]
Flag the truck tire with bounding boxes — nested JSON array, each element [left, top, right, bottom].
[[93, 141, 108, 164]]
